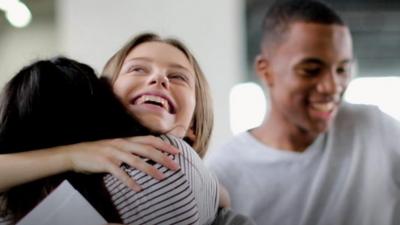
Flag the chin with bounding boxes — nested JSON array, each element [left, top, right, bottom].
[[139, 120, 168, 134], [312, 121, 332, 134]]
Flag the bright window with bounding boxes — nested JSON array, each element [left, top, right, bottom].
[[229, 82, 266, 134], [345, 77, 400, 121]]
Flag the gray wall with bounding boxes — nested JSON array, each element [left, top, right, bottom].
[[57, 0, 247, 149]]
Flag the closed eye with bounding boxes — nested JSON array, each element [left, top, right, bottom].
[[299, 67, 322, 77], [296, 58, 324, 78], [169, 73, 188, 82], [127, 66, 147, 74], [336, 66, 350, 76]]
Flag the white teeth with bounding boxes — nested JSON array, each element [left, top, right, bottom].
[[135, 95, 169, 111], [311, 102, 335, 112]]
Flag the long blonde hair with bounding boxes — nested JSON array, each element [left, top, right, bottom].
[[102, 33, 213, 158]]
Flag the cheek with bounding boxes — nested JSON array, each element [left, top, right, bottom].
[[188, 94, 196, 113], [180, 93, 196, 124], [112, 77, 138, 104], [278, 80, 311, 108], [112, 78, 127, 98], [275, 79, 298, 100], [188, 92, 196, 114], [340, 77, 351, 91], [112, 86, 125, 103]]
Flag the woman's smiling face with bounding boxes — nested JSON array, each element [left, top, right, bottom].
[[113, 41, 196, 137]]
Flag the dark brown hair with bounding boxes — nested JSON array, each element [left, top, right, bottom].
[[0, 57, 153, 223]]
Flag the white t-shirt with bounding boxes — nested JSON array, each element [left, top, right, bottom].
[[205, 103, 400, 225]]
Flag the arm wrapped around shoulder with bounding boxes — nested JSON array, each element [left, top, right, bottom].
[[104, 135, 219, 225]]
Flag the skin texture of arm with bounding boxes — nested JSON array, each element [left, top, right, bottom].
[[0, 136, 180, 193], [0, 146, 70, 193]]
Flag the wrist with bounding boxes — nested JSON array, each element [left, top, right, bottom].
[[52, 144, 75, 172]]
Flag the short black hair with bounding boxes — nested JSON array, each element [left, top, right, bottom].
[[261, 0, 345, 49], [0, 57, 153, 223]]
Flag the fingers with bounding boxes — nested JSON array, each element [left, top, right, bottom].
[[111, 138, 180, 171], [106, 162, 141, 192], [113, 149, 166, 180], [101, 148, 166, 192], [127, 135, 181, 154], [67, 136, 182, 193]]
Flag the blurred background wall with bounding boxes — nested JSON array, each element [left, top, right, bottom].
[[0, 0, 399, 150], [0, 0, 245, 149]]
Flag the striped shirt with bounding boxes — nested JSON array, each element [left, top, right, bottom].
[[104, 135, 219, 225]]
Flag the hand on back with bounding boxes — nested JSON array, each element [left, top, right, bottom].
[[65, 135, 181, 191]]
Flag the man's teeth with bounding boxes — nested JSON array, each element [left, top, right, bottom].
[[136, 95, 169, 111], [311, 102, 335, 112]]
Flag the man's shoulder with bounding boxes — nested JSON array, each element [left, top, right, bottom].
[[339, 102, 379, 115], [337, 102, 381, 124], [335, 102, 400, 137]]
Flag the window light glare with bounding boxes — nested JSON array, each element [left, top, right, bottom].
[[344, 76, 400, 121], [0, 0, 31, 28], [0, 0, 15, 11], [229, 82, 266, 134]]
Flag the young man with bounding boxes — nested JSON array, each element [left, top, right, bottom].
[[206, 1, 400, 224]]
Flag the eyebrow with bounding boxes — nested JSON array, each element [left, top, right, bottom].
[[298, 58, 354, 66], [299, 58, 324, 65], [124, 57, 193, 73]]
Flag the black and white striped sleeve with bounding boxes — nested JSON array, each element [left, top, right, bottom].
[[103, 135, 219, 225]]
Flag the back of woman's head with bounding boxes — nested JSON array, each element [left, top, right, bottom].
[[0, 57, 149, 153], [0, 57, 150, 222]]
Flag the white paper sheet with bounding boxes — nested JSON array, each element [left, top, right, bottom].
[[17, 180, 107, 225]]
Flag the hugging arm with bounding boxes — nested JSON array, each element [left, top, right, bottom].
[[0, 136, 180, 193], [0, 58, 181, 193], [104, 135, 220, 225]]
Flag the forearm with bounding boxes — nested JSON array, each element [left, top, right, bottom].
[[0, 135, 182, 193], [0, 146, 72, 192]]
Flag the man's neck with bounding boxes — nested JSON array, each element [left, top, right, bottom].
[[250, 116, 318, 153]]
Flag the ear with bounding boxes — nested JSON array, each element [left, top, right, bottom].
[[255, 54, 273, 87]]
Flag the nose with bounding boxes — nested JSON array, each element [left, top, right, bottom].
[[316, 70, 343, 95], [149, 73, 169, 89]]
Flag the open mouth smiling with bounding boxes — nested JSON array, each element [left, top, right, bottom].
[[131, 94, 176, 114], [309, 102, 336, 112]]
